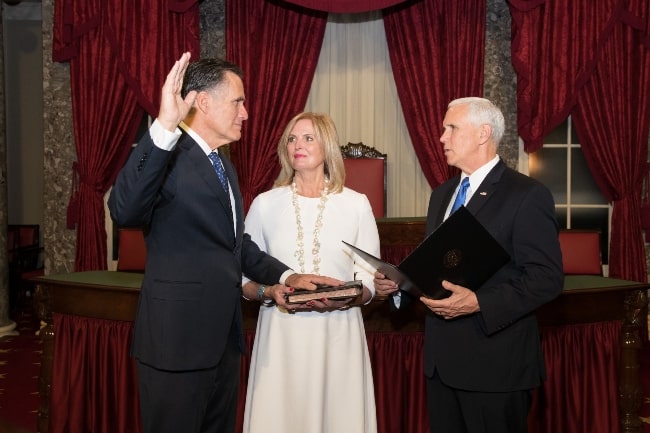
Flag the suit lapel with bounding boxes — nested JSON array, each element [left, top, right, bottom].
[[437, 178, 459, 226], [465, 160, 507, 214], [219, 153, 245, 241], [182, 137, 235, 222]]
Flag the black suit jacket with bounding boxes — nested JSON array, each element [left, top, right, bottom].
[[410, 160, 563, 392], [108, 131, 290, 371]]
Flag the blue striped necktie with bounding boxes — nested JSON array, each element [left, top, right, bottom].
[[450, 177, 470, 214], [208, 151, 230, 195]]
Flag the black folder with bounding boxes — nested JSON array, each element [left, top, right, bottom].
[[343, 206, 510, 299]]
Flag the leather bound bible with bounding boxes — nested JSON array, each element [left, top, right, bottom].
[[285, 280, 363, 304], [343, 206, 510, 299]]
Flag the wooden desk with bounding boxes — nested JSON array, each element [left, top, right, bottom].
[[376, 217, 425, 247], [34, 271, 142, 433], [538, 276, 648, 433], [34, 272, 647, 433], [377, 217, 426, 264]]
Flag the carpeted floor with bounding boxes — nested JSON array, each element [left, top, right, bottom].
[[0, 309, 40, 433]]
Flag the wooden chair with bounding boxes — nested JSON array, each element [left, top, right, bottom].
[[558, 229, 602, 275], [7, 224, 44, 310], [116, 228, 147, 272], [340, 142, 387, 218]]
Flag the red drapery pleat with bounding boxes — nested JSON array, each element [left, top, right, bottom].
[[367, 332, 428, 433], [509, 0, 650, 282], [509, 0, 619, 153], [225, 0, 327, 210], [572, 12, 650, 281], [530, 321, 621, 433], [49, 315, 622, 433], [642, 161, 650, 238], [50, 314, 141, 433], [381, 245, 418, 265], [52, 0, 200, 271], [383, 0, 485, 189], [68, 42, 143, 271]]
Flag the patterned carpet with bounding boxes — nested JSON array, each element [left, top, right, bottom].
[[0, 309, 40, 433]]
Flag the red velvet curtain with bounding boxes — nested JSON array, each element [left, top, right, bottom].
[[508, 0, 615, 153], [572, 10, 650, 281], [52, 0, 200, 271], [226, 0, 327, 210], [383, 0, 485, 188], [509, 0, 650, 281], [642, 162, 650, 238]]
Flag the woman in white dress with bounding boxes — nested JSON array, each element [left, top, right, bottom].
[[241, 112, 379, 433]]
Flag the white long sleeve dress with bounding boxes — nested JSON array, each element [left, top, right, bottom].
[[242, 186, 379, 433]]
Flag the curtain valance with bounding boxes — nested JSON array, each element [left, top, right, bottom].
[[282, 0, 408, 13]]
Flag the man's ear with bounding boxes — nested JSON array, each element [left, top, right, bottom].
[[479, 124, 492, 144], [194, 91, 209, 114]]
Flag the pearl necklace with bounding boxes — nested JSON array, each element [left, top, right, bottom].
[[291, 179, 329, 274]]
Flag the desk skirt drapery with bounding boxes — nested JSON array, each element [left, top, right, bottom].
[[49, 313, 621, 433]]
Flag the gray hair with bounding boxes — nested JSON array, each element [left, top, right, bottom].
[[449, 97, 505, 145]]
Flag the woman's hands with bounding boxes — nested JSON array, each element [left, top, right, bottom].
[[244, 278, 371, 313]]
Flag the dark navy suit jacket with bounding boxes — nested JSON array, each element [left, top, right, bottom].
[[108, 131, 289, 371], [396, 160, 563, 392]]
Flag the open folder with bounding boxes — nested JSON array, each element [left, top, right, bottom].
[[343, 206, 510, 299]]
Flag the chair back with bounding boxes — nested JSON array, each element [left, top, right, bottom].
[[558, 229, 602, 275], [116, 228, 147, 272], [10, 224, 39, 247], [7, 224, 41, 269], [340, 142, 387, 218]]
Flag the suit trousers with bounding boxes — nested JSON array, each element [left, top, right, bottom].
[[137, 341, 240, 433], [426, 371, 532, 433]]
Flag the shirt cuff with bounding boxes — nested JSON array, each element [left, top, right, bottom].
[[280, 269, 295, 286], [393, 291, 402, 308], [150, 119, 182, 151]]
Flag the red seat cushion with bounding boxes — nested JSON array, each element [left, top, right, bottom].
[[343, 158, 385, 218], [117, 229, 147, 272], [558, 230, 602, 275]]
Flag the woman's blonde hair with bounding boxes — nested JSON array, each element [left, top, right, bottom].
[[274, 112, 345, 193]]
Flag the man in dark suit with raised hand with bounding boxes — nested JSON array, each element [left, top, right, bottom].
[[108, 52, 339, 433], [374, 97, 563, 433]]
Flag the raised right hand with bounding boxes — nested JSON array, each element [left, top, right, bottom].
[[157, 52, 198, 131]]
